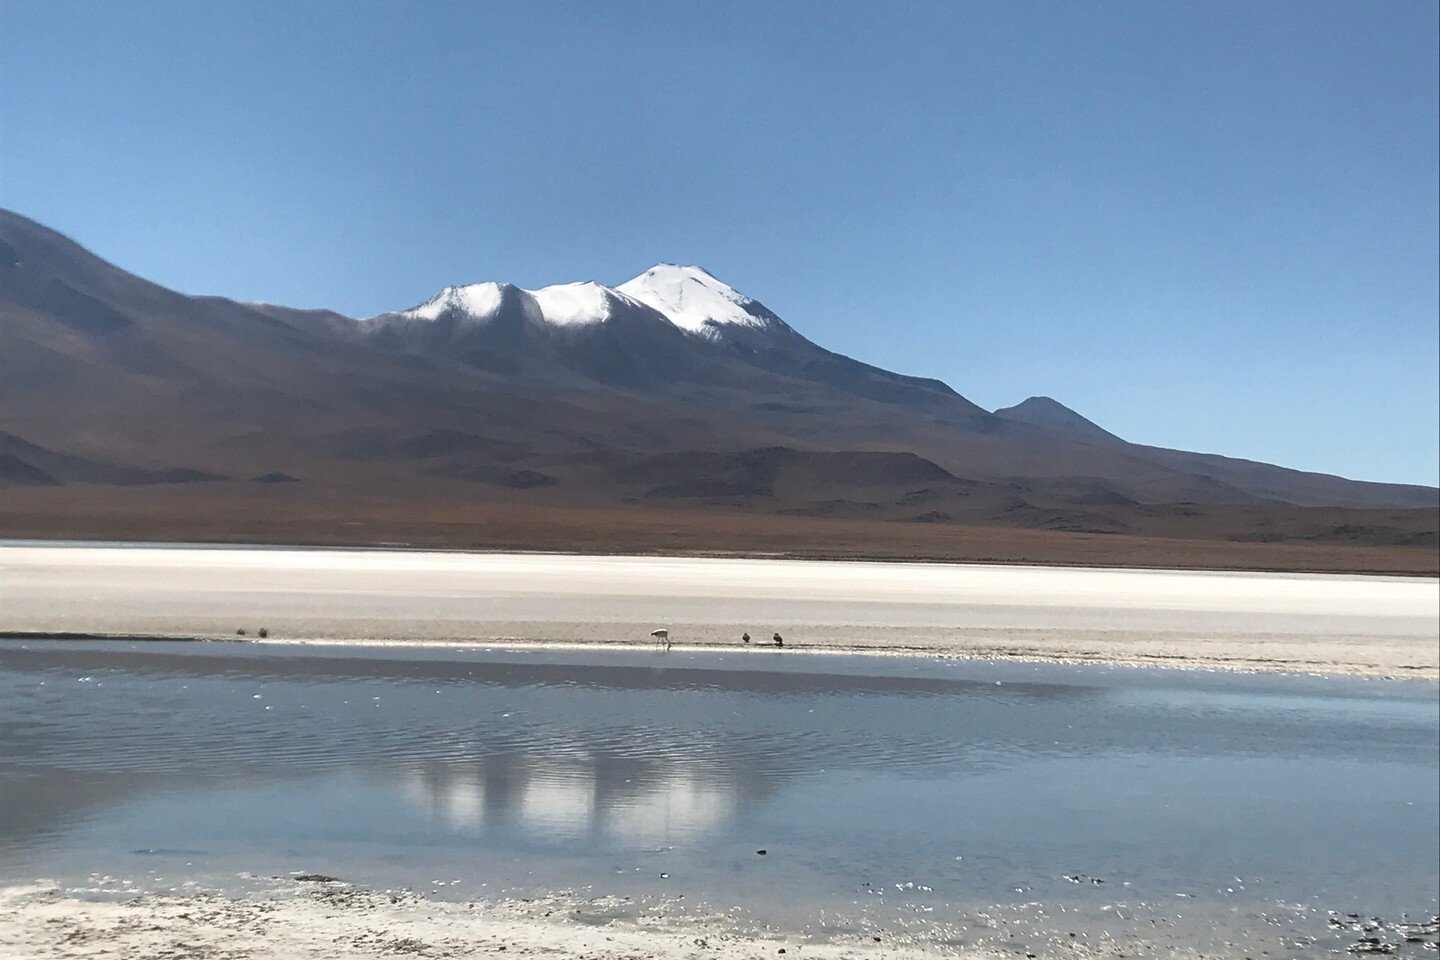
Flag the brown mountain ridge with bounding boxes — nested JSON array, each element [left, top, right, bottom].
[[1, 209, 1434, 573]]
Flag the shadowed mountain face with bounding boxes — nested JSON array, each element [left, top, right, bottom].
[[995, 397, 1125, 445], [0, 208, 1434, 555]]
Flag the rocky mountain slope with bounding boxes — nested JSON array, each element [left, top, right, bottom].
[[1, 208, 1433, 560]]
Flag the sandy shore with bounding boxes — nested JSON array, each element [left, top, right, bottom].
[[0, 882, 1021, 960], [3, 544, 1436, 678], [6, 882, 1436, 960]]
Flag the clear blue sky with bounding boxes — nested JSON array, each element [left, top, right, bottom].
[[3, 0, 1436, 486]]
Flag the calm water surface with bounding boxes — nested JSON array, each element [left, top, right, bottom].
[[1, 640, 1435, 954]]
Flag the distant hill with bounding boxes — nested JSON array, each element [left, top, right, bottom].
[[994, 396, 1125, 445]]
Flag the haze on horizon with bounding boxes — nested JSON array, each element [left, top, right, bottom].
[[1, 0, 1435, 486]]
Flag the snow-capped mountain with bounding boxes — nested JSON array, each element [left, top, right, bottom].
[[2, 206, 1434, 537], [377, 264, 785, 338], [389, 279, 658, 329], [617, 264, 788, 337], [364, 264, 977, 412], [373, 264, 786, 339], [529, 280, 636, 327], [363, 272, 693, 386], [400, 282, 514, 323]]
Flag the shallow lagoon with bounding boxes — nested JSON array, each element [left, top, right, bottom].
[[1, 641, 1436, 955]]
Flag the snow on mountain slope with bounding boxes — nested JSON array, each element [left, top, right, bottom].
[[362, 265, 980, 414], [377, 264, 785, 338], [383, 279, 666, 329], [402, 282, 511, 322], [528, 281, 628, 326], [617, 264, 785, 336]]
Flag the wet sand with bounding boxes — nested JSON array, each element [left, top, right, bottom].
[[2, 542, 1436, 677]]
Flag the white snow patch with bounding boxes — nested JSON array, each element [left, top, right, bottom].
[[523, 280, 658, 327], [387, 279, 634, 328], [402, 283, 507, 322], [383, 265, 777, 334], [526, 281, 613, 326], [617, 264, 775, 335]]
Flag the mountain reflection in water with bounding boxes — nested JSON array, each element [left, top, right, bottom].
[[396, 758, 740, 843]]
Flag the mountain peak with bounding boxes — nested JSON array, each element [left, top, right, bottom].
[[994, 396, 1124, 445], [644, 262, 721, 282], [617, 264, 784, 336], [384, 265, 788, 338]]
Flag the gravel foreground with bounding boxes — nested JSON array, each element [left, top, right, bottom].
[[14, 882, 1436, 960]]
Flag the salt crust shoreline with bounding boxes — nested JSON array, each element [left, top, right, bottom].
[[265, 634, 1440, 679], [6, 631, 1438, 680], [4, 546, 1435, 680]]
